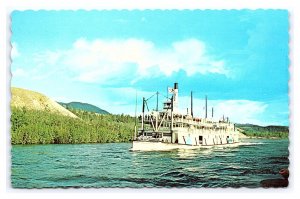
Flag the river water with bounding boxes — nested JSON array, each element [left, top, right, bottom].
[[11, 139, 289, 188]]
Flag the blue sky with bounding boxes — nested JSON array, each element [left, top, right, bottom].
[[11, 10, 289, 126]]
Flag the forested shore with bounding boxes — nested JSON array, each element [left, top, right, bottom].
[[236, 124, 288, 139], [11, 107, 135, 145], [10, 107, 288, 145], [241, 131, 288, 139]]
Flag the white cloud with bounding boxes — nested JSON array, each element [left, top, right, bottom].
[[11, 42, 20, 59], [213, 100, 268, 125], [14, 50, 67, 81], [178, 96, 268, 125], [33, 51, 63, 66], [35, 38, 229, 83], [12, 68, 27, 77]]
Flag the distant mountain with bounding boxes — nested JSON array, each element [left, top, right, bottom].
[[58, 102, 110, 114], [11, 87, 78, 118]]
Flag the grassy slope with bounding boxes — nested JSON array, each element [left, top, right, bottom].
[[11, 87, 77, 118]]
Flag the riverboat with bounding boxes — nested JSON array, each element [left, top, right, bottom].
[[131, 83, 239, 151]]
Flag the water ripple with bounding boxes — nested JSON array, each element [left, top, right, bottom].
[[11, 139, 289, 188]]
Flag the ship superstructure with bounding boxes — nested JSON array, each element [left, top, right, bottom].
[[131, 83, 239, 151]]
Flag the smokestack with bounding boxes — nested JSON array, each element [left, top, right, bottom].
[[191, 91, 193, 117], [172, 83, 179, 113], [142, 97, 145, 113], [174, 83, 178, 89]]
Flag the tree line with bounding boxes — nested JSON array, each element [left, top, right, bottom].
[[10, 106, 289, 145], [236, 124, 289, 138], [240, 131, 288, 139], [11, 107, 136, 145]]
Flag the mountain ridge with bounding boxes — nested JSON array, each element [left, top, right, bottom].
[[58, 101, 109, 114]]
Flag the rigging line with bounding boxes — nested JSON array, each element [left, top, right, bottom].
[[157, 109, 168, 130], [145, 92, 157, 101], [145, 91, 171, 102], [145, 100, 150, 112], [158, 92, 172, 100], [145, 101, 156, 131]]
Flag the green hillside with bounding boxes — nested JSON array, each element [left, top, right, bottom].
[[58, 102, 109, 114], [236, 123, 289, 138], [11, 107, 135, 145], [11, 87, 135, 145]]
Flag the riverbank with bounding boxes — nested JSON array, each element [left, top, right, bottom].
[[246, 136, 287, 139]]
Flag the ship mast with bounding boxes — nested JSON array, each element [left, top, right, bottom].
[[171, 96, 174, 131], [191, 91, 193, 117], [142, 97, 145, 134], [155, 92, 159, 132], [205, 95, 208, 119], [156, 92, 159, 112], [134, 90, 137, 140]]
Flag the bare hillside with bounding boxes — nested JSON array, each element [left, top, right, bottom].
[[11, 87, 78, 118]]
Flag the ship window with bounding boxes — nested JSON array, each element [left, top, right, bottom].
[[199, 136, 203, 144]]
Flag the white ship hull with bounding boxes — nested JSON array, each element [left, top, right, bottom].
[[130, 140, 240, 151]]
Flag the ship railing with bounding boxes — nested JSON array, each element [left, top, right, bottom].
[[140, 117, 235, 132], [137, 136, 162, 142], [170, 121, 231, 130]]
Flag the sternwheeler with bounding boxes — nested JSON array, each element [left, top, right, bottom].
[[131, 83, 239, 151]]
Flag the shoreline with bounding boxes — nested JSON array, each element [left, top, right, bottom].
[[11, 137, 288, 146], [243, 136, 287, 140]]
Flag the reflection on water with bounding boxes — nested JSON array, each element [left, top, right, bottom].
[[11, 138, 289, 188]]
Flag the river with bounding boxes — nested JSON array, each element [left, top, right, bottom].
[[11, 139, 289, 188]]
